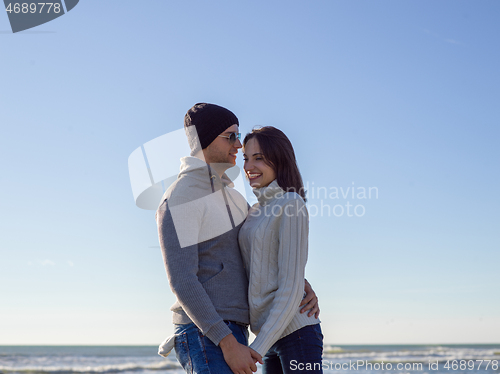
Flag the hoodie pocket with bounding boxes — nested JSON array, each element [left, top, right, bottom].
[[201, 262, 225, 287], [201, 262, 231, 302]]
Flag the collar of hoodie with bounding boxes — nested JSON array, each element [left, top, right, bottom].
[[178, 156, 234, 190]]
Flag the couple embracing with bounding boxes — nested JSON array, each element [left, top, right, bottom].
[[156, 103, 323, 374]]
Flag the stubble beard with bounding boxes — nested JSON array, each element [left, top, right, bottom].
[[206, 149, 235, 171]]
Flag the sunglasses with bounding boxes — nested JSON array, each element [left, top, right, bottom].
[[218, 132, 241, 144]]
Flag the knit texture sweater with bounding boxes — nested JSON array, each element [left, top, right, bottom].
[[238, 180, 319, 357], [156, 157, 250, 346]]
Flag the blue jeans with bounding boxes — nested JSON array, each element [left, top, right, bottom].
[[174, 321, 249, 374], [263, 324, 323, 374]]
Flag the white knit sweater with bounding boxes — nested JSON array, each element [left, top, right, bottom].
[[238, 179, 320, 357]]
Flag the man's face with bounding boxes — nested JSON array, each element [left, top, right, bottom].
[[204, 124, 242, 166]]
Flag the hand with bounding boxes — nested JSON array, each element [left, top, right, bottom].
[[219, 334, 263, 374], [300, 279, 320, 318], [250, 348, 263, 365]]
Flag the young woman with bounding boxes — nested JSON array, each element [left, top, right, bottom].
[[239, 126, 323, 374]]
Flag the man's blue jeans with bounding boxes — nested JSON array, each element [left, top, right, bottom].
[[174, 321, 249, 374], [263, 324, 324, 374]]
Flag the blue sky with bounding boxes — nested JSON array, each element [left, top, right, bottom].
[[1, 1, 499, 345]]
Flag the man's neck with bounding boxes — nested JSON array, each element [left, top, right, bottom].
[[209, 163, 231, 179], [192, 151, 228, 179]]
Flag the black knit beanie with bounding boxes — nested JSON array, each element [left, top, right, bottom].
[[184, 103, 239, 155]]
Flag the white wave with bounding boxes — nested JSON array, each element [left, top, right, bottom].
[[0, 361, 181, 374], [323, 346, 500, 362]]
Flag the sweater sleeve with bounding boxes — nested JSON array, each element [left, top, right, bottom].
[[156, 198, 232, 346], [249, 196, 309, 356]]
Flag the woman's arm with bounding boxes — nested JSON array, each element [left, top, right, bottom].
[[249, 196, 310, 357]]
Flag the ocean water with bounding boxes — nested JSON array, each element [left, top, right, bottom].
[[320, 345, 500, 374], [0, 344, 498, 374], [0, 346, 183, 374]]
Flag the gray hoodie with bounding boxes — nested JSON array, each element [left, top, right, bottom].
[[156, 156, 250, 345]]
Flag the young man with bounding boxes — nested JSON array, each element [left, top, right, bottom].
[[156, 103, 318, 374]]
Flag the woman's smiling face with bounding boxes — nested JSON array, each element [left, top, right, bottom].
[[243, 137, 276, 188]]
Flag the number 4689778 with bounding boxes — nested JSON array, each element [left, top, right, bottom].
[[6, 3, 62, 14], [444, 360, 498, 371]]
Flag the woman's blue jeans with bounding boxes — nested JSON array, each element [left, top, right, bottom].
[[174, 321, 249, 374], [262, 324, 324, 374]]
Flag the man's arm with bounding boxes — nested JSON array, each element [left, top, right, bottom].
[[300, 279, 320, 318], [157, 198, 232, 345]]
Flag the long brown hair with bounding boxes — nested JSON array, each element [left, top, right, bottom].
[[243, 126, 306, 202]]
